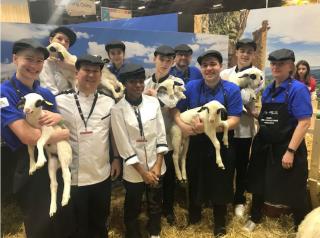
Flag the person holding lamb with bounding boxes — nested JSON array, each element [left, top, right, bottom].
[[55, 54, 121, 238], [220, 38, 263, 218], [0, 38, 75, 238], [39, 26, 77, 94], [111, 63, 168, 238], [171, 50, 243, 236], [144, 45, 185, 225]]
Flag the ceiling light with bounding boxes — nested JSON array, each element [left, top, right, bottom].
[[212, 3, 223, 9], [95, 1, 100, 4], [138, 6, 146, 10]]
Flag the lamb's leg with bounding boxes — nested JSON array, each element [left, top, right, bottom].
[[35, 131, 51, 169], [171, 125, 183, 181], [57, 141, 72, 206], [219, 121, 229, 148], [180, 136, 190, 182], [205, 128, 225, 170], [48, 153, 59, 217], [28, 145, 37, 175]]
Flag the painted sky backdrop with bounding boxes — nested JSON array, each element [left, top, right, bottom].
[[1, 22, 228, 80], [243, 4, 320, 68]]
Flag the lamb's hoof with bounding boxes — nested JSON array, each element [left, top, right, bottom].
[[219, 165, 225, 170], [178, 180, 188, 188], [49, 205, 57, 217], [61, 196, 70, 206], [29, 165, 37, 175], [35, 160, 46, 169]]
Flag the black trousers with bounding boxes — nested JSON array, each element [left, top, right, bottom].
[[233, 137, 252, 204], [250, 193, 308, 227], [162, 151, 175, 215], [13, 147, 75, 238], [124, 179, 163, 238], [70, 178, 111, 238]]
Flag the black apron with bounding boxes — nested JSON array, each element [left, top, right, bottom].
[[247, 80, 308, 208], [186, 82, 235, 205]]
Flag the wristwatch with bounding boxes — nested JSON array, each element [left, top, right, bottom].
[[287, 147, 296, 154]]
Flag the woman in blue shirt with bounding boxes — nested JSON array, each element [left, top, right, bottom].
[[172, 50, 242, 236], [244, 49, 312, 232]]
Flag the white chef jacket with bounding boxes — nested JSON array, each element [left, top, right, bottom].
[[144, 74, 184, 150], [111, 94, 168, 183], [220, 66, 260, 138], [56, 89, 115, 186], [40, 60, 72, 95]]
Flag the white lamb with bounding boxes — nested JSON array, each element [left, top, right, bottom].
[[47, 42, 125, 99], [18, 93, 72, 217], [297, 207, 320, 238], [157, 78, 186, 100], [228, 67, 264, 104], [171, 100, 229, 182]]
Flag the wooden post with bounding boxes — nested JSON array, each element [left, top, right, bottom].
[[309, 117, 320, 208]]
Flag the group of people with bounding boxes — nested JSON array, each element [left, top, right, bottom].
[[0, 25, 316, 238]]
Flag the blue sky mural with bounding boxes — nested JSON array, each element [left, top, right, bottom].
[[1, 22, 228, 80]]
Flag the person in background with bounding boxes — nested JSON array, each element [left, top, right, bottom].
[[56, 54, 121, 238], [295, 60, 317, 99], [39, 26, 77, 94], [111, 63, 168, 238], [170, 44, 202, 83], [144, 45, 185, 225], [105, 40, 126, 79], [0, 38, 74, 238], [244, 49, 312, 232], [220, 38, 262, 218], [172, 50, 242, 236]]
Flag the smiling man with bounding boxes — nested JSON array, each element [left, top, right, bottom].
[[55, 54, 121, 238]]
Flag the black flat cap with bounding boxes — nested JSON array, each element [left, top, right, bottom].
[[50, 26, 77, 47], [174, 44, 193, 54], [197, 50, 223, 64], [118, 63, 146, 84], [105, 40, 126, 52], [236, 38, 257, 51], [154, 45, 175, 57], [75, 54, 104, 70], [12, 38, 49, 59], [268, 49, 295, 62]]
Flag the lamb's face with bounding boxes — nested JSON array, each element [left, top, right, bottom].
[[206, 101, 226, 123], [47, 42, 66, 61], [238, 68, 264, 90], [21, 93, 45, 114]]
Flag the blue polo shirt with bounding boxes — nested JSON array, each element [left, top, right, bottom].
[[1, 74, 57, 151], [176, 78, 243, 117], [170, 65, 202, 83], [108, 62, 126, 79], [262, 78, 312, 121]]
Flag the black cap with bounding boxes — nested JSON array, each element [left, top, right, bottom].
[[236, 38, 257, 51], [50, 26, 77, 47], [12, 38, 49, 59], [105, 40, 126, 53], [75, 54, 104, 70], [174, 44, 193, 54], [197, 50, 223, 65], [118, 63, 146, 84], [268, 49, 295, 62], [154, 45, 175, 57]]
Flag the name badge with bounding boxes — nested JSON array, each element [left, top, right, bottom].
[[80, 128, 93, 135], [0, 97, 9, 108], [136, 137, 147, 143]]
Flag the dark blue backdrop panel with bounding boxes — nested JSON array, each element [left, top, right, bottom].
[[68, 13, 178, 32]]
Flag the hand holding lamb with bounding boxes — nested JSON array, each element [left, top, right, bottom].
[[171, 100, 229, 182], [18, 93, 72, 217]]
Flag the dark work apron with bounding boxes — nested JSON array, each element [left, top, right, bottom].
[[186, 81, 235, 205], [247, 80, 308, 208]]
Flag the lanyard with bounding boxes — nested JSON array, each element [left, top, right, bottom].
[[132, 106, 145, 138], [73, 92, 98, 129], [10, 78, 25, 100], [268, 79, 292, 103]]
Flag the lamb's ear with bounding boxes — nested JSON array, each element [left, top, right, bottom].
[[173, 81, 183, 86], [57, 52, 64, 61], [249, 74, 257, 80], [217, 108, 228, 120], [197, 106, 209, 113], [157, 86, 167, 92], [16, 97, 26, 109], [238, 73, 249, 78]]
